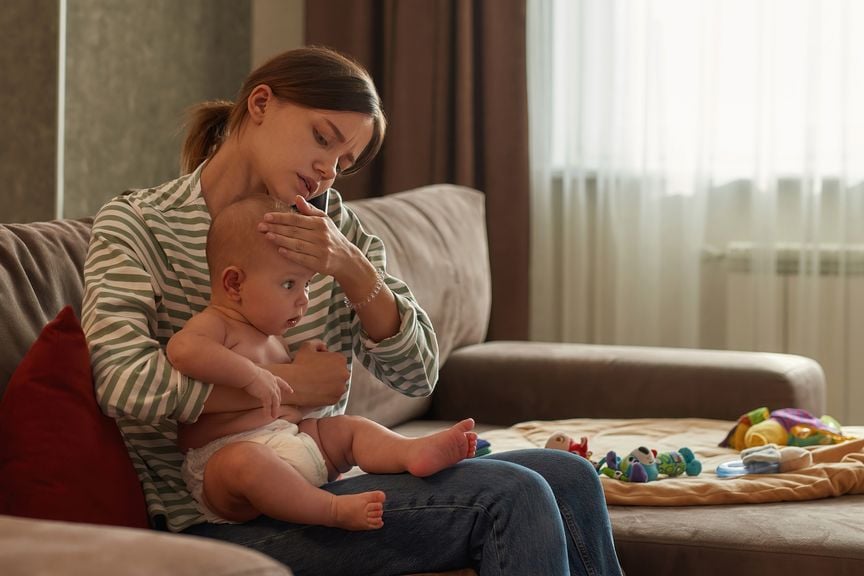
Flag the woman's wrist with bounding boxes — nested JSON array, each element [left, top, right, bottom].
[[337, 254, 383, 309], [344, 270, 384, 311]]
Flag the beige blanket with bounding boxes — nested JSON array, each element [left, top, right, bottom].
[[480, 418, 864, 506]]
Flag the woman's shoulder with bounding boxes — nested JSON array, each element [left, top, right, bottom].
[[94, 170, 208, 230]]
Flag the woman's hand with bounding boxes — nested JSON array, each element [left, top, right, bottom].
[[259, 195, 360, 283], [267, 339, 350, 408], [260, 194, 401, 342]]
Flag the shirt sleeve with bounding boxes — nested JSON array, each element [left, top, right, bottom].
[[81, 201, 211, 425], [337, 201, 439, 398]]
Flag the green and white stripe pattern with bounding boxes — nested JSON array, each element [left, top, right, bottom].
[[81, 165, 438, 532]]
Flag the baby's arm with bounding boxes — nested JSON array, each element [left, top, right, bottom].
[[167, 309, 293, 418]]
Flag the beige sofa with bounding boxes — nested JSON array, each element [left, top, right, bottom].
[[2, 184, 862, 575]]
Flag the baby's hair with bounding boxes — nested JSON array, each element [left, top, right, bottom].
[[206, 195, 286, 282]]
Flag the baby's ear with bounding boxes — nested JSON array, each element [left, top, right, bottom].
[[222, 266, 245, 300]]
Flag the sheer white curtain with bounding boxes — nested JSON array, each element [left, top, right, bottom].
[[528, 0, 864, 423]]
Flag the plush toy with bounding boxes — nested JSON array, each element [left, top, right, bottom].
[[597, 446, 702, 483], [545, 432, 592, 460], [656, 447, 702, 477], [720, 406, 851, 451]]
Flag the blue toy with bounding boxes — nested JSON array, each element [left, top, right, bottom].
[[598, 446, 702, 483]]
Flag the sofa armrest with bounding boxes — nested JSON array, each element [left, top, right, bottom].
[[428, 341, 826, 425], [0, 514, 292, 576]]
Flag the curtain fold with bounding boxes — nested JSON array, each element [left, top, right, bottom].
[[529, 0, 864, 423], [307, 0, 530, 340]]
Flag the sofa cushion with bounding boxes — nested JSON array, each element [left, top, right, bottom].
[[345, 185, 491, 427], [0, 514, 293, 576], [0, 307, 149, 528], [0, 218, 92, 397]]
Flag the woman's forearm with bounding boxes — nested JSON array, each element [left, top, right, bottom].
[[201, 357, 347, 414]]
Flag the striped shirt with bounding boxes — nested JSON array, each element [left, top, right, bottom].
[[81, 164, 438, 532]]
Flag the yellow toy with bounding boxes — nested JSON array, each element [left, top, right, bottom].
[[720, 407, 852, 451]]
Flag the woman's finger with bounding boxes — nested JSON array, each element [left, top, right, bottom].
[[262, 208, 323, 231], [264, 231, 319, 256], [294, 195, 326, 216]]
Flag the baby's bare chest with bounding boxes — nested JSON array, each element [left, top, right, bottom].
[[225, 325, 291, 365]]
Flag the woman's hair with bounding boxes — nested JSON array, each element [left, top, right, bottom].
[[181, 46, 386, 176]]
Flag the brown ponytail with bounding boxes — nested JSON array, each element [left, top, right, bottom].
[[180, 100, 232, 175], [179, 46, 386, 176]]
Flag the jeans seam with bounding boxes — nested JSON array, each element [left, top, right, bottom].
[[385, 503, 502, 576], [558, 497, 598, 576], [231, 525, 311, 549]]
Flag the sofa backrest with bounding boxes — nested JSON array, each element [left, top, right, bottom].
[[345, 185, 491, 425], [0, 184, 491, 427], [0, 218, 93, 393]]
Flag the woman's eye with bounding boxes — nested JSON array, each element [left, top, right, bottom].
[[282, 281, 295, 290], [314, 129, 327, 146]]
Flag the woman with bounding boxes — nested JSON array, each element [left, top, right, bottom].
[[81, 46, 622, 576]]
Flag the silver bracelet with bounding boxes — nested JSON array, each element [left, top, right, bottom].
[[343, 271, 385, 311]]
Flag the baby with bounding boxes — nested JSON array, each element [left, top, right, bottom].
[[168, 194, 476, 530]]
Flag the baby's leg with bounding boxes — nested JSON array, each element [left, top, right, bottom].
[[301, 416, 477, 478], [201, 441, 385, 530]]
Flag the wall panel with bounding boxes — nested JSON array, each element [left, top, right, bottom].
[[63, 0, 251, 218]]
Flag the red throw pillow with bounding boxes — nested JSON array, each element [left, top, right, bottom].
[[0, 306, 149, 528]]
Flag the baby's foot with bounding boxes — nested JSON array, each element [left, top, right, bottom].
[[330, 491, 386, 531], [406, 418, 478, 477]]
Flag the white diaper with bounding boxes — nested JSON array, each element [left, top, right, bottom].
[[181, 419, 328, 524]]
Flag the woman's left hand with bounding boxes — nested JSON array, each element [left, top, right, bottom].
[[259, 194, 360, 282]]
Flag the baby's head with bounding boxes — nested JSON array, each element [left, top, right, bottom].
[[206, 195, 283, 280], [207, 195, 314, 335]]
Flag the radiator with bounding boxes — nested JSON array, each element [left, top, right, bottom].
[[724, 242, 864, 424]]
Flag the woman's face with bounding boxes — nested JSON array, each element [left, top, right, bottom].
[[248, 90, 375, 207]]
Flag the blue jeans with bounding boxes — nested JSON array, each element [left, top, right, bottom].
[[182, 449, 623, 576]]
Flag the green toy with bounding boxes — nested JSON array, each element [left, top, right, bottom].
[[597, 446, 702, 483]]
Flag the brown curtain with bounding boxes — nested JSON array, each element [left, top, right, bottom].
[[306, 0, 530, 341]]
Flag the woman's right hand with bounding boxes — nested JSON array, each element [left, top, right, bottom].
[[269, 340, 350, 408]]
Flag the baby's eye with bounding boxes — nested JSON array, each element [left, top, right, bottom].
[[282, 280, 295, 290]]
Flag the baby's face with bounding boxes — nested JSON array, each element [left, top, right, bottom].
[[240, 253, 315, 336]]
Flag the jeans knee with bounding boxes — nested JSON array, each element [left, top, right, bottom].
[[545, 449, 599, 477], [486, 463, 558, 513], [489, 449, 605, 498]]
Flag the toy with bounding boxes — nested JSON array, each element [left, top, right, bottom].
[[473, 438, 491, 457], [597, 446, 701, 483], [545, 432, 592, 459], [720, 406, 852, 451], [716, 444, 812, 478]]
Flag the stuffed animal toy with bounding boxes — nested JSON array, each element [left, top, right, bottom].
[[545, 432, 592, 460], [597, 446, 702, 483], [720, 406, 851, 450]]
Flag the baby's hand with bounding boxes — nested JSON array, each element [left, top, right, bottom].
[[243, 367, 294, 419]]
